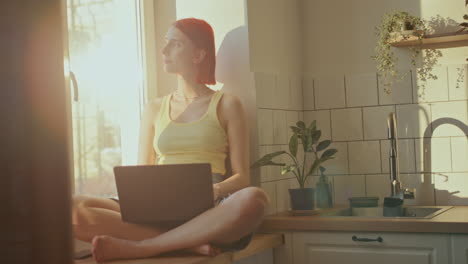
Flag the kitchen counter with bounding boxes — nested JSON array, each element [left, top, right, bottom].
[[259, 206, 468, 234]]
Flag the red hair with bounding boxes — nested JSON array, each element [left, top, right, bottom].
[[173, 18, 216, 85]]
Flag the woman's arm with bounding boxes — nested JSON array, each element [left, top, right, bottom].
[[214, 93, 250, 199], [137, 99, 162, 165]]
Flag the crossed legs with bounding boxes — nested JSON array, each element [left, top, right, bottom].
[[73, 186, 269, 262]]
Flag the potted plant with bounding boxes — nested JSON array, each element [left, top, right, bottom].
[[372, 10, 442, 95], [251, 121, 337, 210]]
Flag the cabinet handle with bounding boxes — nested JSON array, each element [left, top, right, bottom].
[[352, 235, 383, 243]]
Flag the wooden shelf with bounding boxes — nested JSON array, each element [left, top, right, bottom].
[[390, 31, 468, 49]]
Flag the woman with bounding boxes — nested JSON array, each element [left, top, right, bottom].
[[73, 18, 269, 262]]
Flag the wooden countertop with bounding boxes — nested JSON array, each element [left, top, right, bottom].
[[259, 206, 468, 234]]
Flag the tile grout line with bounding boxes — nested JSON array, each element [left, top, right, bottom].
[[364, 174, 368, 197], [379, 139, 384, 174], [343, 75, 348, 108], [361, 107, 365, 140], [260, 171, 468, 182], [447, 66, 451, 101], [449, 137, 453, 172], [413, 138, 418, 173], [329, 110, 333, 142], [411, 69, 415, 104], [293, 98, 468, 112], [346, 141, 350, 175], [259, 135, 467, 147], [376, 72, 380, 106], [313, 78, 317, 111]]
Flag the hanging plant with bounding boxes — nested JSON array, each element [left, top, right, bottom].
[[372, 10, 442, 95]]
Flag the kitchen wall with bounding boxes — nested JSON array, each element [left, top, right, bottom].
[[254, 0, 468, 213], [247, 0, 306, 214], [152, 0, 468, 213]]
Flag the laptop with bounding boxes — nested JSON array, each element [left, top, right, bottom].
[[114, 163, 214, 226]]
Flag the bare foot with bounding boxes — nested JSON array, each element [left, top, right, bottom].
[[92, 235, 154, 262], [187, 244, 222, 256]]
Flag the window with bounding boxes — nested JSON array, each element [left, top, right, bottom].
[[66, 0, 148, 197]]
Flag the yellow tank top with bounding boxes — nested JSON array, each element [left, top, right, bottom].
[[153, 90, 228, 175]]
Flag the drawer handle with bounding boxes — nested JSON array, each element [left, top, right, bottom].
[[352, 235, 383, 243]]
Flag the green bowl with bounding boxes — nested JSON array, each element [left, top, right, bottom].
[[349, 197, 379, 208]]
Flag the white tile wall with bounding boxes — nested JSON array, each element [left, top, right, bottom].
[[257, 109, 274, 145], [451, 137, 468, 172], [415, 137, 452, 173], [345, 72, 378, 107], [276, 178, 295, 212], [322, 142, 348, 175], [380, 139, 416, 174], [273, 110, 288, 144], [255, 72, 268, 108], [413, 65, 449, 103], [400, 173, 435, 205], [259, 145, 275, 182], [431, 101, 468, 137], [378, 70, 413, 105], [348, 141, 381, 174], [314, 75, 346, 109], [285, 111, 300, 139], [396, 104, 432, 138], [260, 181, 277, 215], [365, 174, 391, 205], [333, 175, 366, 206], [276, 74, 290, 109], [303, 110, 331, 140], [302, 76, 315, 110], [448, 64, 468, 101], [256, 72, 277, 108], [331, 108, 363, 141], [434, 173, 468, 205], [289, 75, 303, 110], [363, 105, 395, 140], [259, 145, 285, 182], [257, 68, 467, 212]]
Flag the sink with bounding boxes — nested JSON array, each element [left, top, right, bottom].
[[319, 206, 452, 219]]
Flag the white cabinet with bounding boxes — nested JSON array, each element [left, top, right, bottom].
[[293, 231, 451, 264], [451, 234, 468, 264]]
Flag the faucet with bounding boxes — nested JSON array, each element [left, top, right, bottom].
[[387, 113, 415, 199]]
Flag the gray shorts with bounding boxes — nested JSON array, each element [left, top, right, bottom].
[[212, 193, 253, 252]]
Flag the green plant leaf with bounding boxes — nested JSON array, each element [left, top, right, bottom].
[[316, 140, 331, 152], [296, 121, 306, 130], [265, 161, 286, 166], [289, 134, 298, 158], [303, 133, 312, 152], [321, 148, 338, 160], [307, 158, 322, 177], [308, 120, 317, 130], [281, 164, 297, 175], [290, 126, 301, 134], [250, 151, 286, 169], [311, 130, 322, 145]]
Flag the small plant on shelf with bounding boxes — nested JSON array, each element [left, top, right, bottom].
[[372, 10, 442, 96]]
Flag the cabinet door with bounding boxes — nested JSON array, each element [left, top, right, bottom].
[[293, 231, 450, 264], [451, 234, 468, 264]]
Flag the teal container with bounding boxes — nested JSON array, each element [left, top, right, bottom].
[[316, 182, 332, 208]]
